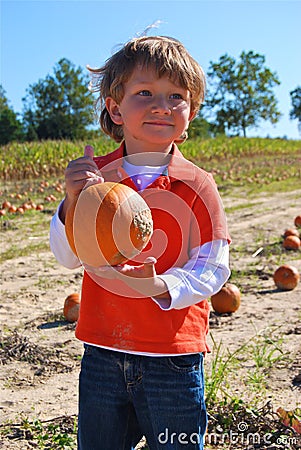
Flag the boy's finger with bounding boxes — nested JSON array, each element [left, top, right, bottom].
[[143, 257, 157, 277], [84, 176, 104, 189], [83, 145, 102, 177], [84, 145, 94, 159], [144, 257, 157, 265]]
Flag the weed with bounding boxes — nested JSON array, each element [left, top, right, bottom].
[[0, 415, 77, 449], [34, 276, 66, 290], [205, 334, 247, 407], [205, 326, 290, 407], [244, 326, 290, 395], [250, 330, 287, 370], [0, 414, 151, 449], [247, 370, 267, 392]]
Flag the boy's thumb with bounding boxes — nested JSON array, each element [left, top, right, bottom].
[[143, 257, 157, 277], [84, 145, 94, 159]]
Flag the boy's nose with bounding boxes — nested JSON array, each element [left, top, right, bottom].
[[151, 96, 171, 114]]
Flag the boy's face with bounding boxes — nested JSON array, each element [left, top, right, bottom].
[[106, 66, 194, 154]]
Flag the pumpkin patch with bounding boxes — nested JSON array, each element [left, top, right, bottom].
[[0, 139, 300, 447], [0, 180, 63, 217]]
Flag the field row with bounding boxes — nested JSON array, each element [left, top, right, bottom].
[[1, 137, 300, 186]]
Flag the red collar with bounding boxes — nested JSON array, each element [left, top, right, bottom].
[[94, 142, 196, 183]]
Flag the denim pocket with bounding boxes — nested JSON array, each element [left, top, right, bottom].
[[166, 353, 202, 373]]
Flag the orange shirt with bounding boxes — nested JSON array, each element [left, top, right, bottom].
[[75, 143, 230, 354]]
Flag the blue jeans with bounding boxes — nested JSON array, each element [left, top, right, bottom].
[[78, 345, 207, 450]]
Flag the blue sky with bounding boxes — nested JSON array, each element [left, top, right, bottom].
[[1, 0, 300, 139]]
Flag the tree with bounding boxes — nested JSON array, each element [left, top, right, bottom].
[[289, 86, 301, 134], [188, 114, 214, 139], [0, 85, 24, 144], [22, 58, 94, 140], [204, 51, 281, 137]]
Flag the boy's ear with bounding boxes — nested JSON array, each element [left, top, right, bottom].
[[188, 110, 197, 122], [105, 97, 123, 125]]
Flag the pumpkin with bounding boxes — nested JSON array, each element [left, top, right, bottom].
[[283, 228, 299, 238], [2, 200, 11, 209], [294, 215, 301, 228], [8, 205, 17, 213], [63, 293, 80, 322], [65, 182, 153, 267], [283, 235, 301, 250], [273, 265, 300, 291], [210, 283, 241, 314]]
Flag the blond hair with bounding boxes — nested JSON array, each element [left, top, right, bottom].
[[88, 36, 206, 142]]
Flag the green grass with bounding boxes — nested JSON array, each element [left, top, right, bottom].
[[0, 241, 51, 263], [0, 415, 77, 449], [0, 207, 54, 263], [224, 201, 261, 214], [205, 325, 291, 408]]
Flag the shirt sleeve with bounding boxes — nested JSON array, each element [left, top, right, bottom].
[[49, 201, 82, 269], [153, 239, 230, 310]]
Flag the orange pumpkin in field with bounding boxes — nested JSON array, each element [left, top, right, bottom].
[[283, 228, 299, 238], [210, 283, 241, 314], [65, 182, 153, 267], [63, 293, 80, 322], [283, 235, 301, 250], [273, 265, 300, 291]]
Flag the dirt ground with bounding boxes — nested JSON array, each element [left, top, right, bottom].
[[0, 188, 300, 448]]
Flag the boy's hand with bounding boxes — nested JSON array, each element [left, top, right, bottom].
[[65, 145, 103, 201], [84, 257, 171, 304], [88, 257, 157, 280], [60, 145, 104, 223]]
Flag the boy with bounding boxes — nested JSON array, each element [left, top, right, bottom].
[[50, 36, 230, 449]]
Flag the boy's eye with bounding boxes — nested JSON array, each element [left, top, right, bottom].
[[170, 93, 183, 100], [138, 90, 152, 96]]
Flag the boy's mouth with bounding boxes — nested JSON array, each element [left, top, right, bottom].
[[144, 121, 173, 127]]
